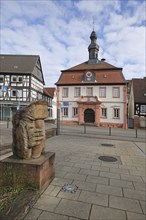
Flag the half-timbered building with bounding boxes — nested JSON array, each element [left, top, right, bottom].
[[128, 77, 146, 128], [0, 54, 45, 120]]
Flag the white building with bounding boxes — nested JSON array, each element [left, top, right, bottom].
[[56, 31, 127, 128]]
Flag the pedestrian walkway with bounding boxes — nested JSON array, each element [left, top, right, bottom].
[[24, 135, 146, 220], [1, 121, 146, 219]]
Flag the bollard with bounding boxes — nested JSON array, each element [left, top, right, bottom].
[[56, 109, 60, 135], [135, 129, 138, 138], [109, 127, 111, 136], [7, 118, 10, 128], [84, 123, 86, 134]]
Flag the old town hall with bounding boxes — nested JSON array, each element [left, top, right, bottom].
[[56, 31, 127, 128]]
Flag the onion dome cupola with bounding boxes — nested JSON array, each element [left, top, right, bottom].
[[88, 31, 99, 64]]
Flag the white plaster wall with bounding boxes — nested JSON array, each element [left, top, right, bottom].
[[59, 85, 125, 123]]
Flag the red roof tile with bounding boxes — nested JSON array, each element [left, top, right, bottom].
[[43, 87, 55, 98], [56, 60, 125, 85], [133, 78, 146, 103]]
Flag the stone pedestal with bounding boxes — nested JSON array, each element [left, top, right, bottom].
[[0, 152, 55, 191]]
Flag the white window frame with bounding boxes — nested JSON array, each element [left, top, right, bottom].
[[113, 108, 120, 118], [63, 88, 68, 97], [113, 87, 120, 98], [99, 87, 106, 98], [73, 107, 78, 117], [101, 108, 107, 118], [87, 87, 93, 96], [62, 107, 68, 117], [75, 87, 81, 97]]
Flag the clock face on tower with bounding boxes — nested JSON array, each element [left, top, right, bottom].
[[86, 71, 92, 80], [84, 71, 95, 82]]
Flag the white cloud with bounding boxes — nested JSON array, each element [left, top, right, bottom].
[[1, 0, 145, 87]]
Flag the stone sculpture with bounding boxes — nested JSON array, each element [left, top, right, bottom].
[[12, 100, 48, 159]]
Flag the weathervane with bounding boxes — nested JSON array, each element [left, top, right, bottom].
[[92, 16, 95, 31]]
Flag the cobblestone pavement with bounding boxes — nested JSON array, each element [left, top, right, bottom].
[[24, 135, 146, 220]]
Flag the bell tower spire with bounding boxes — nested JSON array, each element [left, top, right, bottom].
[[88, 30, 99, 64]]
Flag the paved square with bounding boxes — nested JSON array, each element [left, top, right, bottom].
[[23, 134, 146, 220]]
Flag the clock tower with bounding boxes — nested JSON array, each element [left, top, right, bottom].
[[88, 31, 99, 64]]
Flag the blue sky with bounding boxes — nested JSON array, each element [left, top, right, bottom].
[[1, 0, 145, 87]]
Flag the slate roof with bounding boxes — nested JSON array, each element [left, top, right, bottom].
[[0, 54, 45, 84], [56, 60, 125, 85], [133, 77, 146, 103]]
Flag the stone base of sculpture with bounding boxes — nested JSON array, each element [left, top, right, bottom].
[[0, 152, 55, 191]]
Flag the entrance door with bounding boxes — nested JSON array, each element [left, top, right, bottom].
[[84, 109, 95, 123]]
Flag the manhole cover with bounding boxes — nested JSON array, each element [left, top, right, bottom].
[[62, 184, 78, 193], [101, 144, 114, 147], [98, 156, 117, 162]]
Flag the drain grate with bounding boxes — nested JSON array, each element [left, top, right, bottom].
[[98, 156, 117, 162], [101, 143, 114, 147], [62, 184, 78, 193]]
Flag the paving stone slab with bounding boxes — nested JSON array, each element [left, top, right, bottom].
[[49, 186, 62, 197], [109, 195, 142, 213], [50, 177, 73, 186], [79, 168, 99, 176], [86, 175, 109, 185], [74, 163, 92, 169], [73, 180, 96, 192], [89, 205, 126, 220], [64, 172, 87, 181], [78, 190, 108, 206], [110, 167, 130, 174], [123, 188, 146, 201], [58, 166, 80, 173], [100, 171, 120, 179], [96, 184, 123, 196], [24, 208, 42, 220], [55, 199, 91, 220], [110, 179, 134, 189], [44, 185, 56, 195], [37, 211, 69, 220], [34, 195, 61, 212], [57, 189, 81, 201], [55, 170, 67, 178], [127, 211, 146, 220], [140, 201, 146, 214], [69, 217, 82, 220], [92, 165, 109, 172], [120, 174, 143, 182], [133, 181, 146, 191]]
